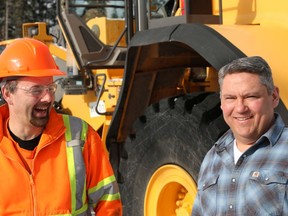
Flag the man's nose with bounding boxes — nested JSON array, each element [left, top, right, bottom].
[[235, 98, 247, 112]]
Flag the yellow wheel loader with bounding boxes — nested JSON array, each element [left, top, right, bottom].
[[1, 0, 288, 215]]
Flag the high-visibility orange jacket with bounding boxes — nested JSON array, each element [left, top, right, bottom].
[[0, 104, 122, 215]]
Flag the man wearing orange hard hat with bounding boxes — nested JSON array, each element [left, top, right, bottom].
[[0, 38, 122, 215]]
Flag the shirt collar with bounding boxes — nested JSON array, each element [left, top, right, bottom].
[[259, 113, 285, 147]]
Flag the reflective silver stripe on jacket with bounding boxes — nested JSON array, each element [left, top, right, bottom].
[[88, 175, 121, 206], [63, 115, 88, 215]]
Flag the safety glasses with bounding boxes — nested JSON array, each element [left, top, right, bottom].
[[16, 83, 57, 97]]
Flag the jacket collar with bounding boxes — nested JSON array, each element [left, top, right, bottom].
[[0, 104, 66, 152]]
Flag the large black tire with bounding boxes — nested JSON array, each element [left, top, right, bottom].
[[119, 92, 229, 215]]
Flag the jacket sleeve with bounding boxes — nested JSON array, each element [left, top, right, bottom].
[[83, 126, 122, 216]]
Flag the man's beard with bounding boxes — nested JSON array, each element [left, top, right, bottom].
[[30, 110, 50, 127]]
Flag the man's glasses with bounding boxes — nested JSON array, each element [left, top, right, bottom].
[[16, 83, 57, 97]]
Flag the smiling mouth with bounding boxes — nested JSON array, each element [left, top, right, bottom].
[[34, 105, 50, 116], [235, 116, 252, 121]]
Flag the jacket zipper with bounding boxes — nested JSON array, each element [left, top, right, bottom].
[[29, 174, 37, 216]]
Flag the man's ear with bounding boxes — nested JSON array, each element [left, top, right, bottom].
[[1, 86, 12, 105], [272, 86, 280, 108]]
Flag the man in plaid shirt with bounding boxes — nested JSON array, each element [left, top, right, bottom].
[[192, 56, 288, 216]]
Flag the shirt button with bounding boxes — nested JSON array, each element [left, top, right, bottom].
[[231, 178, 236, 183], [229, 204, 233, 209]]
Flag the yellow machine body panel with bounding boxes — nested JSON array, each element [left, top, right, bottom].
[[87, 17, 126, 46], [210, 0, 288, 108], [61, 68, 123, 133], [211, 24, 288, 106], [60, 17, 126, 133], [218, 0, 288, 26]]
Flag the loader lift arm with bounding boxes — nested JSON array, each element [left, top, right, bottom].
[[56, 0, 127, 70]]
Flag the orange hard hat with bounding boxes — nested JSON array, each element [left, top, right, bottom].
[[0, 38, 66, 78]]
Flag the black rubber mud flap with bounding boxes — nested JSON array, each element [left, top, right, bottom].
[[106, 23, 246, 162]]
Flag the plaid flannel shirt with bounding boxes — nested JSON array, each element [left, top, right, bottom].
[[192, 113, 288, 216]]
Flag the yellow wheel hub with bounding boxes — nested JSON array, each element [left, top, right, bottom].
[[144, 164, 197, 216]]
